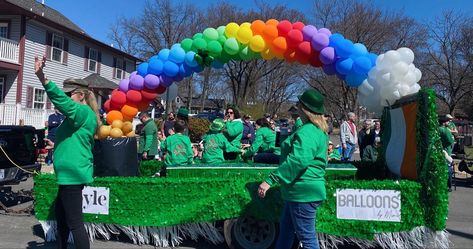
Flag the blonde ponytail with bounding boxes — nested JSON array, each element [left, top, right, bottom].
[[77, 89, 101, 136], [299, 103, 329, 133]]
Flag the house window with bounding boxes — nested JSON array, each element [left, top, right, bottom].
[[115, 58, 123, 79], [88, 48, 98, 72], [33, 88, 46, 109], [0, 22, 8, 38], [51, 34, 64, 62]]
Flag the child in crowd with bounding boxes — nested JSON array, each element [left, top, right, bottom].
[[202, 119, 242, 164], [160, 119, 193, 167], [327, 141, 341, 161]]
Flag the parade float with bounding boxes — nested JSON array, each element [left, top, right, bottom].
[[34, 19, 448, 249]]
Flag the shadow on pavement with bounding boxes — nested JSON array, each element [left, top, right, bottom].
[[447, 229, 473, 241]]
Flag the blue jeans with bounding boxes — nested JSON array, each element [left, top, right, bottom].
[[276, 201, 322, 249], [342, 143, 355, 161]]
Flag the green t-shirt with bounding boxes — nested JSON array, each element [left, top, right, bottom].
[[266, 123, 328, 202], [138, 119, 158, 156], [45, 81, 96, 185], [243, 127, 276, 158], [293, 118, 303, 132], [202, 132, 241, 164], [328, 148, 341, 161], [161, 133, 193, 166], [224, 119, 243, 147], [439, 126, 455, 156]]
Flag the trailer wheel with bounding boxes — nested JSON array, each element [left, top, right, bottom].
[[224, 217, 277, 249]]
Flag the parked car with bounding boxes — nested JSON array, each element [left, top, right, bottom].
[[0, 126, 42, 185], [192, 112, 224, 121]]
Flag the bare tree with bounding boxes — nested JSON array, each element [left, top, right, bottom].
[[422, 11, 473, 115]]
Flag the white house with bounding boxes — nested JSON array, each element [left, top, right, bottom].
[[0, 0, 140, 128]]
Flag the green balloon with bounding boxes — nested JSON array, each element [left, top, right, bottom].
[[180, 38, 193, 52], [219, 50, 232, 63], [239, 46, 255, 61], [203, 28, 219, 41], [192, 38, 207, 51], [203, 55, 214, 67], [207, 40, 222, 56], [194, 54, 203, 65], [224, 38, 240, 55], [217, 35, 227, 46], [217, 26, 226, 36], [193, 33, 203, 40]]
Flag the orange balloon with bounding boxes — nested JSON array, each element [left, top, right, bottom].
[[251, 20, 266, 35], [122, 121, 133, 134], [265, 19, 279, 26], [262, 25, 278, 43], [106, 110, 123, 125], [271, 36, 288, 56], [122, 114, 134, 122], [121, 104, 138, 118]]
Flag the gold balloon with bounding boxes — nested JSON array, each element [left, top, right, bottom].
[[98, 125, 111, 139], [111, 119, 123, 129], [110, 128, 124, 138], [122, 121, 133, 134], [126, 130, 136, 137]]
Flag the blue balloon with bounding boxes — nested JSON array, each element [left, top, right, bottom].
[[173, 74, 184, 82], [192, 64, 204, 73], [169, 46, 186, 64], [353, 56, 372, 75], [185, 52, 198, 67], [158, 49, 170, 61], [351, 43, 368, 58], [160, 75, 174, 87], [329, 33, 344, 48], [137, 62, 149, 76], [148, 59, 164, 75], [171, 43, 181, 49], [149, 55, 159, 62], [335, 58, 353, 75], [345, 73, 366, 87], [211, 60, 224, 69], [335, 39, 354, 58], [179, 63, 193, 77], [163, 61, 179, 77], [336, 71, 346, 80], [368, 53, 377, 66]]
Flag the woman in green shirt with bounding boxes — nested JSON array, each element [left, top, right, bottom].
[[35, 56, 100, 249], [242, 118, 279, 164], [222, 106, 243, 160], [202, 119, 242, 164], [258, 89, 329, 249]]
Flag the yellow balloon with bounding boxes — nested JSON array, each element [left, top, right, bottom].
[[111, 119, 123, 130], [122, 121, 133, 134], [126, 130, 136, 137], [110, 128, 124, 138], [225, 22, 240, 38], [249, 35, 267, 52], [98, 125, 111, 140], [260, 48, 275, 60], [236, 27, 253, 44], [240, 22, 251, 29]]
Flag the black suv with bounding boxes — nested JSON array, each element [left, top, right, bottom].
[[0, 126, 42, 185]]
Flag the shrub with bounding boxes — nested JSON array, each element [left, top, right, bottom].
[[188, 117, 210, 142]]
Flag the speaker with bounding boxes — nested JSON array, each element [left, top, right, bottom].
[[93, 137, 138, 177]]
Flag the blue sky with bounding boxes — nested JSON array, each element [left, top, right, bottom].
[[43, 0, 473, 45]]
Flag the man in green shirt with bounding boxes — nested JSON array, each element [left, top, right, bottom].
[[439, 117, 455, 156], [138, 112, 158, 160], [202, 119, 242, 164], [242, 118, 279, 164], [446, 114, 458, 137], [161, 119, 193, 166]]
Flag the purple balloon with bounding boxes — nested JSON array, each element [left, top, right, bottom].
[[311, 33, 330, 51], [130, 71, 137, 78], [160, 75, 174, 87], [318, 28, 332, 36], [320, 47, 336, 64], [144, 74, 161, 89], [129, 74, 144, 90], [322, 64, 336, 75], [118, 79, 130, 92], [302, 25, 317, 41]]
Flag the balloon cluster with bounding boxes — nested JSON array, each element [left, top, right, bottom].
[[358, 48, 422, 114], [103, 19, 423, 121], [98, 120, 135, 139]]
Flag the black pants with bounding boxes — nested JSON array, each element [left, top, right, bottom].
[[254, 152, 280, 164], [223, 152, 238, 160], [55, 185, 89, 249]]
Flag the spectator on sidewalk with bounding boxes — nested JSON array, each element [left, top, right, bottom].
[[340, 112, 357, 161], [358, 119, 373, 159], [160, 112, 175, 137], [362, 137, 381, 162], [241, 114, 255, 145], [46, 108, 64, 165]]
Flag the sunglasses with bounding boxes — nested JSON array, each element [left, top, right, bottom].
[[227, 111, 234, 114]]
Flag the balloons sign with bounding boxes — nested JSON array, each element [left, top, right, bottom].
[[105, 19, 424, 129]]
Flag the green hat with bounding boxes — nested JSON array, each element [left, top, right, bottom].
[[209, 118, 225, 132], [177, 107, 189, 118], [298, 89, 325, 114]]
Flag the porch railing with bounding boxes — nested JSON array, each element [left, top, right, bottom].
[[0, 104, 53, 129], [0, 37, 20, 64]]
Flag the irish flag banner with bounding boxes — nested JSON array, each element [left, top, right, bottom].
[[384, 102, 418, 179]]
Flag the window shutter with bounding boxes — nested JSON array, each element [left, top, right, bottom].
[[45, 32, 52, 60], [62, 38, 69, 65], [46, 97, 52, 109], [122, 60, 127, 78], [112, 57, 117, 79], [26, 86, 33, 108], [97, 51, 102, 75], [84, 46, 90, 71]]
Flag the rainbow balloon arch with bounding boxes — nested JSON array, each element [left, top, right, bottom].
[[104, 19, 423, 122]]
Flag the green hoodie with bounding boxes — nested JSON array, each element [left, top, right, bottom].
[[202, 132, 241, 164], [138, 119, 158, 156], [243, 127, 276, 158], [44, 81, 96, 185], [224, 119, 243, 147], [293, 118, 303, 132], [439, 126, 454, 156], [161, 133, 193, 166], [265, 123, 328, 202]]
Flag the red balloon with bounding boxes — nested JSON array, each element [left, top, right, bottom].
[[141, 88, 158, 101], [110, 101, 124, 111], [292, 22, 305, 31], [137, 100, 150, 112], [103, 99, 111, 113], [277, 20, 292, 37], [126, 90, 142, 104], [287, 29, 303, 48], [296, 41, 312, 64], [284, 49, 297, 63], [309, 52, 323, 67], [156, 85, 167, 94], [111, 90, 127, 105]]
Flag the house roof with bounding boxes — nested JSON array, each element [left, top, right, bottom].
[[1, 0, 141, 62], [63, 74, 118, 90]]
